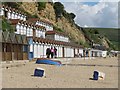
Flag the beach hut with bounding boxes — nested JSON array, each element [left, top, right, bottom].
[[22, 35, 28, 60], [1, 31, 5, 61], [2, 31, 12, 61], [28, 18, 53, 31], [45, 31, 69, 42], [27, 37, 34, 60], [16, 34, 23, 60], [9, 33, 18, 60]]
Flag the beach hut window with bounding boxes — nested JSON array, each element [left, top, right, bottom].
[[23, 26, 27, 35], [15, 13, 18, 19], [26, 27, 30, 36], [18, 14, 20, 19], [23, 16, 26, 21], [30, 28, 33, 36], [7, 11, 11, 19], [20, 25, 24, 35]]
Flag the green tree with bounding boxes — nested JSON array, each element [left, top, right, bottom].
[[69, 13, 76, 19], [54, 2, 64, 18]]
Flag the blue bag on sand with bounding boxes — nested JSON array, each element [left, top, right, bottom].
[[93, 71, 99, 80], [34, 68, 45, 77]]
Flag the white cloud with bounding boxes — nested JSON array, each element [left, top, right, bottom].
[[62, 1, 118, 28]]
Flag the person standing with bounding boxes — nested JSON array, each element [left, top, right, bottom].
[[54, 47, 57, 58], [46, 48, 51, 58], [51, 47, 54, 58]]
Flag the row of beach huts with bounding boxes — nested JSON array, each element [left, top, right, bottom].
[[0, 5, 108, 61]]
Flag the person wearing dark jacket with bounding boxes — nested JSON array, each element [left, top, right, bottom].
[[51, 47, 54, 58], [54, 47, 57, 58], [46, 48, 51, 58]]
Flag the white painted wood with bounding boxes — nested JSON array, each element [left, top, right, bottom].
[[20, 24, 24, 35], [23, 16, 26, 21], [30, 44, 33, 52], [71, 48, 74, 57], [39, 44, 43, 57], [15, 13, 18, 19], [43, 31, 45, 38], [20, 14, 22, 20], [11, 12, 15, 19], [44, 44, 47, 57], [34, 43, 38, 58], [18, 14, 21, 19], [79, 49, 83, 56], [30, 28, 33, 36], [23, 25, 27, 35], [75, 48, 78, 55], [7, 11, 11, 19], [26, 27, 30, 36], [0, 8, 4, 16]]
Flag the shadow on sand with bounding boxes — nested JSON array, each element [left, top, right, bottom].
[[63, 64, 120, 67]]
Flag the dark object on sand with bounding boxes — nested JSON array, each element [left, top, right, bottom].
[[93, 71, 99, 80], [36, 58, 61, 66], [34, 68, 45, 77]]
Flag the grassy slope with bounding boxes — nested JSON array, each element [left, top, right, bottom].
[[84, 28, 120, 50]]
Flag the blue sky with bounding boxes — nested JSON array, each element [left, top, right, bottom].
[[82, 2, 99, 6], [56, 0, 119, 28]]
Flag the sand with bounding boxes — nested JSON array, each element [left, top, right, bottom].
[[1, 57, 118, 88]]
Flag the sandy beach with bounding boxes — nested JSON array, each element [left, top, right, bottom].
[[2, 57, 118, 88]]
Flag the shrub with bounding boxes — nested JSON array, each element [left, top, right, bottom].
[[54, 2, 64, 18], [2, 18, 14, 32], [37, 2, 46, 11]]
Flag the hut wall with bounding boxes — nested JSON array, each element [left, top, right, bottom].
[[23, 52, 28, 60], [59, 46, 62, 57], [79, 49, 83, 56], [5, 44, 12, 61], [14, 44, 18, 60], [5, 52, 12, 61], [17, 45, 23, 60], [66, 47, 70, 57], [75, 48, 78, 55], [71, 48, 74, 57], [69, 47, 71, 57], [44, 44, 47, 57], [38, 44, 41, 58], [40, 44, 44, 58], [2, 43, 5, 61], [55, 45, 58, 57], [34, 43, 38, 58], [23, 45, 28, 60], [2, 52, 5, 61]]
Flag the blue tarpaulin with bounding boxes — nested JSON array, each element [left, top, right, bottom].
[[36, 59, 61, 66]]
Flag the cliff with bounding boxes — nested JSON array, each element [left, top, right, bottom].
[[3, 2, 116, 50], [21, 2, 86, 44]]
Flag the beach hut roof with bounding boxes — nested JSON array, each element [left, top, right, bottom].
[[28, 18, 53, 26], [2, 32, 5, 43], [9, 33, 17, 44], [16, 34, 23, 44], [93, 45, 106, 50], [45, 31, 68, 37], [9, 19, 20, 25], [21, 35, 28, 45], [3, 31, 12, 43]]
